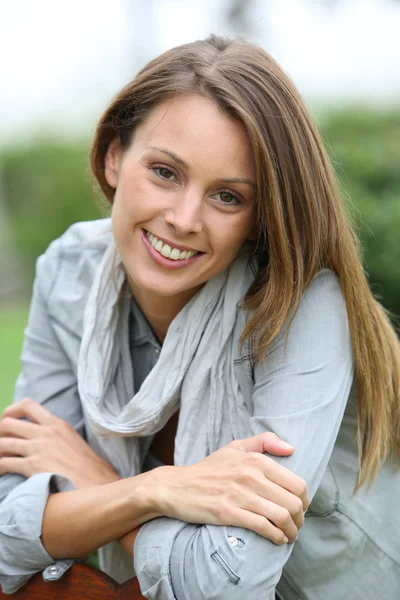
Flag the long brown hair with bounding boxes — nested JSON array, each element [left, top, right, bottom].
[[90, 34, 400, 489]]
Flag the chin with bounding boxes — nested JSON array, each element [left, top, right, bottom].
[[127, 270, 190, 297]]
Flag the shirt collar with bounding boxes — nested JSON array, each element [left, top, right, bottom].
[[130, 296, 161, 349]]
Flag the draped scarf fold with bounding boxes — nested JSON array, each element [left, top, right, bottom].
[[77, 242, 256, 478]]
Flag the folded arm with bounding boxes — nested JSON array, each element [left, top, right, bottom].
[[133, 270, 354, 599]]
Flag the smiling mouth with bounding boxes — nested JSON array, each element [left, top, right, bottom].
[[144, 230, 202, 261]]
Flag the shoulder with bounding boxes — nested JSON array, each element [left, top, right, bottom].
[[41, 218, 112, 261], [294, 269, 347, 330], [35, 218, 113, 337], [301, 268, 344, 307], [292, 268, 349, 342]]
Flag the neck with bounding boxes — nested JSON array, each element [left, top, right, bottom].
[[128, 277, 203, 344]]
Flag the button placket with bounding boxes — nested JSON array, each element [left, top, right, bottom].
[[228, 536, 238, 547], [227, 535, 245, 548]]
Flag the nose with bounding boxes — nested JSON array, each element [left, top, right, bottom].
[[164, 188, 203, 235]]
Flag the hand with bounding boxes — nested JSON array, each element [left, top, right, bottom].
[[151, 433, 309, 545], [0, 397, 121, 489]]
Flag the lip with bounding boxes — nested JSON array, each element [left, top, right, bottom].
[[141, 229, 205, 270], [144, 229, 200, 253]]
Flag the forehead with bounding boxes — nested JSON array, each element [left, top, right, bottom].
[[131, 93, 255, 178]]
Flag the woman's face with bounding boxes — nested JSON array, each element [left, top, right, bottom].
[[106, 93, 257, 303]]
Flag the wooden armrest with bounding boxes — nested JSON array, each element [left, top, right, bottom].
[[0, 562, 146, 599]]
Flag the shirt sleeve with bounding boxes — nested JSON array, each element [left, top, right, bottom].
[[0, 242, 84, 594], [133, 270, 354, 599]]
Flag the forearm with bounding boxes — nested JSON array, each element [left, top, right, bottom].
[[118, 527, 142, 559], [42, 471, 161, 559]]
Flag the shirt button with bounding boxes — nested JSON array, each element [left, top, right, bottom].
[[49, 566, 59, 576], [228, 536, 238, 547], [155, 348, 160, 354]]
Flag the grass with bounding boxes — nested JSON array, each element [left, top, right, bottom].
[[0, 306, 29, 412]]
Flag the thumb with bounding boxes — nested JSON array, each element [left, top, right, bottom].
[[228, 432, 294, 456]]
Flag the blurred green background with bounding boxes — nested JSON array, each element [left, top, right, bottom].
[[1, 107, 399, 413], [0, 309, 27, 411]]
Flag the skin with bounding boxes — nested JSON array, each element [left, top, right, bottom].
[[105, 93, 258, 341], [0, 399, 308, 559], [0, 94, 310, 564]]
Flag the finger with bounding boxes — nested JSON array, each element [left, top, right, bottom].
[[0, 417, 43, 440], [240, 491, 299, 541], [2, 398, 57, 426], [263, 435, 295, 457], [255, 478, 304, 530], [227, 507, 290, 545], [258, 456, 309, 511], [261, 500, 299, 542], [236, 462, 305, 528], [0, 436, 30, 457], [229, 432, 294, 455], [0, 456, 29, 477]]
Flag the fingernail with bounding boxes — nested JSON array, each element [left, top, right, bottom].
[[280, 442, 294, 450], [283, 536, 289, 544]]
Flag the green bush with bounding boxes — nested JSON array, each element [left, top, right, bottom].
[[1, 139, 107, 283], [321, 109, 400, 317], [0, 308, 28, 409]]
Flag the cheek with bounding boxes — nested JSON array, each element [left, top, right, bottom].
[[213, 215, 255, 253], [112, 176, 150, 222]]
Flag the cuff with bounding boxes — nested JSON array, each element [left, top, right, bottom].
[[133, 517, 188, 599], [133, 518, 246, 600], [0, 472, 76, 594], [134, 518, 288, 600]]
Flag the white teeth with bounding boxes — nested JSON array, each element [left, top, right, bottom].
[[160, 244, 172, 258], [146, 231, 199, 260]]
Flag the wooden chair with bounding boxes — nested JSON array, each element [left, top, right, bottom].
[[0, 563, 146, 599]]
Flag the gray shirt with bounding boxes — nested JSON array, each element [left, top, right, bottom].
[[129, 298, 162, 395], [1, 219, 399, 599], [128, 296, 163, 471]]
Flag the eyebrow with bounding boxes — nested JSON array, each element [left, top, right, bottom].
[[149, 146, 188, 167], [148, 146, 256, 190]]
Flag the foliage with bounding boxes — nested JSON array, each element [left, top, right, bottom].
[[1, 139, 107, 284], [0, 307, 28, 409], [1, 108, 399, 320], [320, 108, 400, 317]]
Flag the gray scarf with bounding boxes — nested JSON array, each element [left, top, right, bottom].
[[77, 242, 256, 480]]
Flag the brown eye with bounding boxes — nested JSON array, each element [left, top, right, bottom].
[[214, 191, 241, 206], [153, 166, 176, 180]]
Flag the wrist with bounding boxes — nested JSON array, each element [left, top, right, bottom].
[[74, 468, 122, 490], [143, 465, 182, 517], [127, 469, 166, 521]]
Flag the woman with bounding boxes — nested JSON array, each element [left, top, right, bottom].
[[0, 34, 399, 599]]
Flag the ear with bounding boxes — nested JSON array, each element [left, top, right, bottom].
[[104, 137, 122, 189]]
